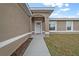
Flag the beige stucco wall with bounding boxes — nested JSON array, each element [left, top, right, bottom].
[[0, 35, 29, 56], [73, 20, 79, 31], [57, 20, 66, 31], [0, 4, 31, 42], [0, 4, 31, 55], [42, 21, 45, 32], [45, 17, 49, 32], [50, 20, 79, 34], [50, 20, 79, 31]]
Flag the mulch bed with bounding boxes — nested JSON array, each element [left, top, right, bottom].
[[11, 38, 32, 56]]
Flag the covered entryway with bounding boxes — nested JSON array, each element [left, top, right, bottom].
[[32, 17, 45, 34], [30, 7, 54, 36]]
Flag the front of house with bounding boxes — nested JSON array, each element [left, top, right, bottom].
[[49, 18, 79, 34], [0, 3, 53, 55], [0, 3, 79, 56]]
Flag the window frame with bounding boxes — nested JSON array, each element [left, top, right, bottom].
[[49, 21, 57, 31], [66, 21, 73, 31]]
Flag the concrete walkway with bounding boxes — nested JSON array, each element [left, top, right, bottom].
[[23, 34, 50, 56]]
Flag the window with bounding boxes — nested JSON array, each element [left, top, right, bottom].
[[49, 21, 57, 31], [66, 21, 73, 31]]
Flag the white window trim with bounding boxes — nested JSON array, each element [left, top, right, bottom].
[[72, 21, 73, 31], [66, 21, 73, 32], [49, 21, 57, 31], [55, 21, 57, 31]]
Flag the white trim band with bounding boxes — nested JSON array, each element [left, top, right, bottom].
[[0, 32, 32, 48], [45, 32, 49, 34], [50, 31, 79, 32]]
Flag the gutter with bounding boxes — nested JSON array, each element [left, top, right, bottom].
[[25, 3, 32, 16], [18, 3, 32, 17]]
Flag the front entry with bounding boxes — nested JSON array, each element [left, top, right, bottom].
[[35, 21, 42, 34]]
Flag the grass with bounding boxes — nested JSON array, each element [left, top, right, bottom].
[[44, 34, 79, 56]]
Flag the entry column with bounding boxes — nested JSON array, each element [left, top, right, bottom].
[[45, 16, 49, 37]]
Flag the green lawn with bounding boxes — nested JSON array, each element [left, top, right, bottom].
[[44, 34, 79, 56]]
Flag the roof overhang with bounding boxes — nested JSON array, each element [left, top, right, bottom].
[[18, 3, 32, 16], [50, 18, 79, 20], [30, 7, 54, 14]]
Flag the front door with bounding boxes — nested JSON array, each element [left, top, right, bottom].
[[35, 21, 42, 34]]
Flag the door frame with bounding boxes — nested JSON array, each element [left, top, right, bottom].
[[34, 21, 42, 33]]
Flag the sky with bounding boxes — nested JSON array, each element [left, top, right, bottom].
[[28, 3, 79, 18]]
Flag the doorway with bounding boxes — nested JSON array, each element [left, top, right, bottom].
[[35, 21, 42, 34]]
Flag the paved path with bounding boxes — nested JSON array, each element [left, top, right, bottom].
[[23, 34, 50, 56]]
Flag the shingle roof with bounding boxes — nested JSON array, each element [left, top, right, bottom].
[[30, 7, 54, 10], [30, 7, 54, 13], [50, 18, 79, 20]]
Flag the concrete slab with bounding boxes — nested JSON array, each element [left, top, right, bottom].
[[23, 34, 50, 56]]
